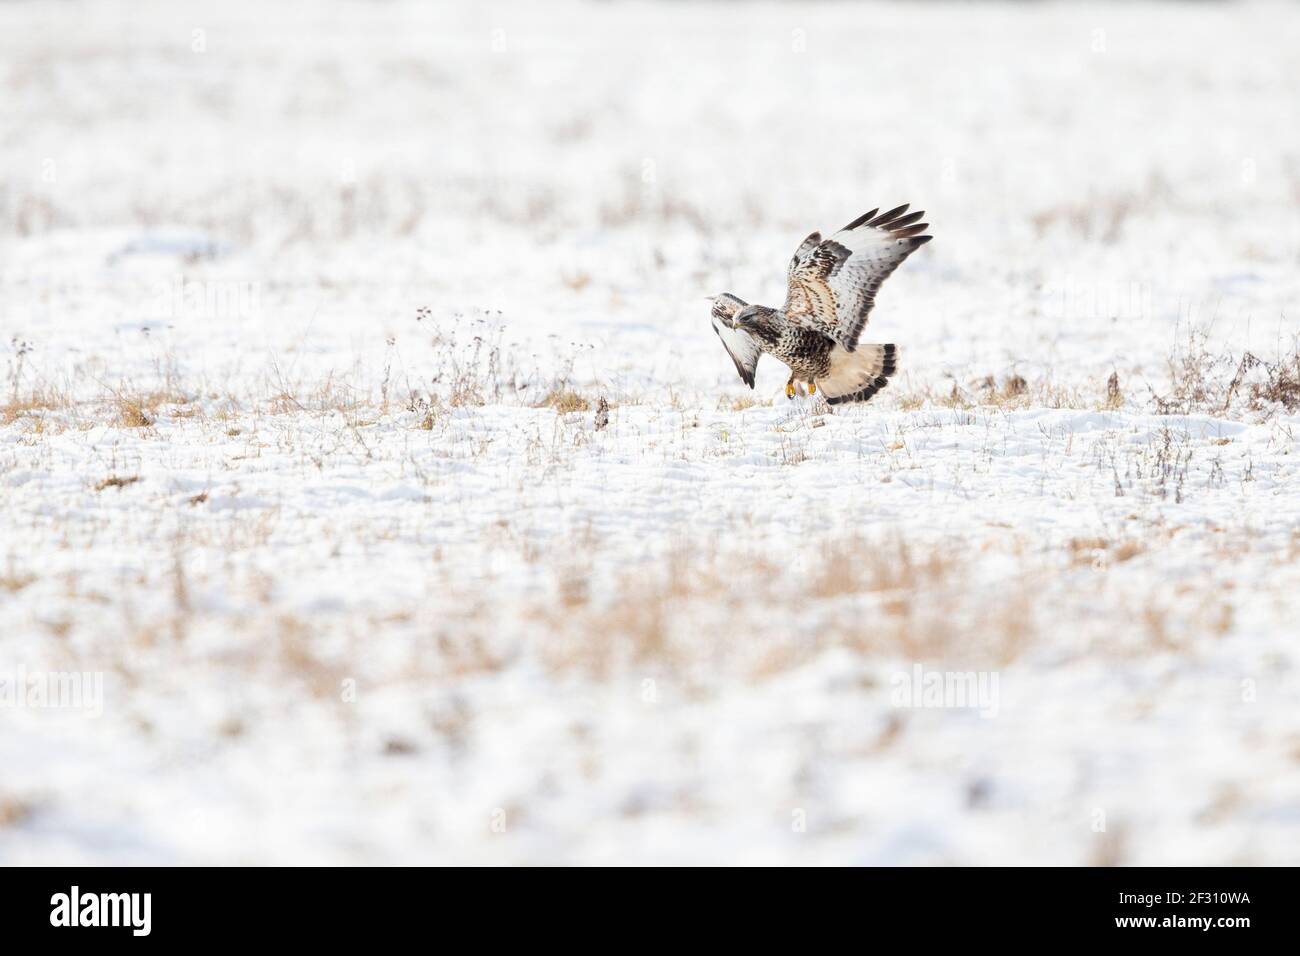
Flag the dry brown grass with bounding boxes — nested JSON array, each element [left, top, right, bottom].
[[895, 373, 1094, 412], [538, 388, 590, 413], [0, 569, 36, 593], [810, 537, 953, 603], [2, 383, 75, 430], [94, 474, 140, 492], [113, 388, 189, 428], [0, 796, 35, 828], [1030, 191, 1138, 244], [19, 513, 1257, 715], [264, 370, 367, 418], [512, 526, 1249, 681], [1068, 536, 1145, 566], [1228, 348, 1300, 413], [1105, 371, 1124, 410], [269, 615, 352, 697], [116, 398, 154, 428], [1151, 332, 1300, 417], [536, 536, 1037, 678], [540, 550, 734, 675], [1153, 329, 1232, 415]]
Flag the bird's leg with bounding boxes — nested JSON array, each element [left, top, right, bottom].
[[785, 376, 796, 400], [807, 381, 816, 395]]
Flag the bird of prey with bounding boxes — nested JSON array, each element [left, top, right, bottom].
[[709, 204, 931, 404]]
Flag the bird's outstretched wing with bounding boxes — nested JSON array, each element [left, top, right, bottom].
[[709, 296, 761, 388], [784, 205, 932, 352]]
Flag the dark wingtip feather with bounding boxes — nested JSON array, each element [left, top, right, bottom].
[[867, 203, 910, 228], [844, 204, 934, 236], [892, 223, 929, 239], [842, 208, 879, 231]]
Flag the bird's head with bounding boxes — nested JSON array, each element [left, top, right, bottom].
[[732, 304, 773, 335], [709, 293, 747, 325]]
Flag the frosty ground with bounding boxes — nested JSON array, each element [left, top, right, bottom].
[[2, 0, 1300, 864]]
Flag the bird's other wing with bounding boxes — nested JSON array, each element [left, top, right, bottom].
[[782, 205, 932, 352], [784, 231, 846, 330], [710, 308, 761, 389]]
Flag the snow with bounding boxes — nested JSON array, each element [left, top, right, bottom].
[[2, 0, 1300, 864]]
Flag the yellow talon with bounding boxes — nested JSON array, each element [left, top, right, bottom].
[[785, 381, 796, 399], [808, 382, 816, 395]]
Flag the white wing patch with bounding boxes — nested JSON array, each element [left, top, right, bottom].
[[710, 311, 761, 388]]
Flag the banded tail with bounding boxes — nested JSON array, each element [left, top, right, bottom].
[[816, 343, 898, 405]]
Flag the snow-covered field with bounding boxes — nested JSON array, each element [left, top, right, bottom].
[[3, 0, 1300, 864]]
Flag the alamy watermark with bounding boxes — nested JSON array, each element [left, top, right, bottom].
[[145, 275, 261, 321], [50, 886, 150, 936], [890, 664, 999, 718], [1040, 275, 1153, 323], [0, 666, 103, 717]]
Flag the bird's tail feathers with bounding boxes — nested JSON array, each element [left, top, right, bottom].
[[818, 343, 898, 405]]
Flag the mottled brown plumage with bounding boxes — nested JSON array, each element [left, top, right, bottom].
[[710, 205, 931, 404]]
